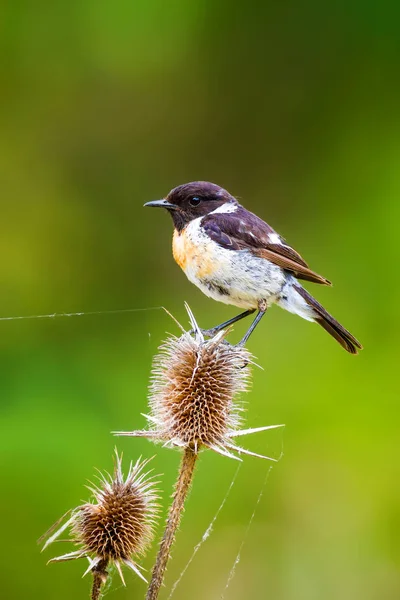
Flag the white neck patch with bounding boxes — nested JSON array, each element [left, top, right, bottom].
[[268, 233, 283, 245], [210, 202, 238, 215]]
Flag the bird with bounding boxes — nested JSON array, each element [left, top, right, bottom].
[[145, 181, 362, 353]]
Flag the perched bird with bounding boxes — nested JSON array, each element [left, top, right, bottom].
[[145, 181, 362, 353]]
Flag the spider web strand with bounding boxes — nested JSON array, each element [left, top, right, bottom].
[[167, 463, 242, 599], [220, 466, 273, 599], [0, 306, 163, 322]]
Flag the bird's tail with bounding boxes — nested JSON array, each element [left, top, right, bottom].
[[291, 284, 362, 354]]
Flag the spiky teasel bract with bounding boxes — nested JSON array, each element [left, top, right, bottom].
[[117, 305, 283, 461], [41, 451, 160, 588]]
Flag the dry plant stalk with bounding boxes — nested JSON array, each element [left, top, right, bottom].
[[146, 447, 197, 600], [40, 451, 159, 600], [116, 305, 283, 600]]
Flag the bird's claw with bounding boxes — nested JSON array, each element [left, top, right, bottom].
[[190, 326, 234, 342], [202, 328, 221, 338], [188, 327, 219, 338]]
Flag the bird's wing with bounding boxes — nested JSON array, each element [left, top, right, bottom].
[[202, 208, 331, 286]]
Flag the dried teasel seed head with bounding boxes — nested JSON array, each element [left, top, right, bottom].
[[41, 451, 160, 585], [148, 327, 250, 452], [117, 306, 284, 461]]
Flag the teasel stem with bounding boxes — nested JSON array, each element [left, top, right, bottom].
[[146, 447, 198, 600], [91, 558, 108, 600]]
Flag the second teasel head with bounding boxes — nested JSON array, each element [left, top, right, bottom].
[[41, 451, 160, 585]]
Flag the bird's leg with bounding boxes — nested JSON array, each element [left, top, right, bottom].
[[200, 309, 256, 338], [237, 301, 267, 346]]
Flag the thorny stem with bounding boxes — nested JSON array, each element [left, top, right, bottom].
[[146, 447, 198, 600], [91, 558, 108, 600]]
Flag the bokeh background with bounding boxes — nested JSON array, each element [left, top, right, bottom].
[[1, 2, 399, 599]]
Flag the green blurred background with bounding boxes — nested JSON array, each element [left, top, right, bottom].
[[1, 1, 399, 599]]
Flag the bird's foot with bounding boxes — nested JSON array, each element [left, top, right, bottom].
[[201, 327, 221, 338], [188, 327, 222, 339]]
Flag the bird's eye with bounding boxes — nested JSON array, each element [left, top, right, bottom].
[[189, 196, 201, 207]]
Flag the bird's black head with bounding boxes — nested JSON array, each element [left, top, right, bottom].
[[144, 181, 237, 231]]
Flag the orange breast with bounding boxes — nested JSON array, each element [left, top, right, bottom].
[[172, 229, 216, 278], [172, 229, 189, 270]]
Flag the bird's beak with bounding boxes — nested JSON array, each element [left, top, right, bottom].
[[144, 199, 178, 210]]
